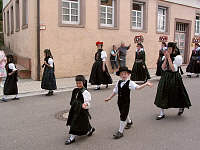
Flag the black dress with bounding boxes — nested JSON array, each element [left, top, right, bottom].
[[4, 63, 18, 95], [156, 50, 164, 76], [154, 56, 191, 109], [186, 49, 200, 74], [89, 49, 112, 85], [41, 57, 57, 90], [131, 50, 150, 81], [66, 88, 92, 136]]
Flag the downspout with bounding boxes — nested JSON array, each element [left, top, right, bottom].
[[36, 0, 40, 81]]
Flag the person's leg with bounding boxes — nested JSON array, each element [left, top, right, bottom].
[[111, 61, 114, 73], [65, 134, 76, 145], [95, 85, 100, 90], [125, 115, 133, 129], [13, 94, 20, 100], [1, 95, 7, 102], [156, 109, 165, 120], [178, 108, 184, 116]]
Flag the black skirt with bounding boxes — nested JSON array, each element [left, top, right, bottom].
[[156, 60, 163, 76], [154, 71, 191, 109], [4, 73, 18, 95], [131, 61, 150, 81], [89, 61, 112, 85], [41, 67, 57, 90], [186, 59, 200, 73]]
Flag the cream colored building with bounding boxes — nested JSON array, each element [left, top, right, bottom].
[[3, 0, 200, 80]]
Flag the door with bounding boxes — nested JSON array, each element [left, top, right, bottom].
[[175, 22, 188, 64]]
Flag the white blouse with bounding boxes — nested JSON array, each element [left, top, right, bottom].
[[113, 79, 139, 94], [101, 51, 107, 62], [162, 55, 183, 72], [48, 58, 54, 67], [8, 63, 17, 71], [82, 90, 91, 109]]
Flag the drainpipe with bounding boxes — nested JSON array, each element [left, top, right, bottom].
[[36, 0, 40, 81]]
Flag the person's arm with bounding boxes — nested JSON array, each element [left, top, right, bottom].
[[105, 81, 118, 101], [8, 63, 17, 76], [82, 90, 91, 109], [101, 51, 107, 72], [127, 44, 131, 50], [129, 80, 152, 91], [162, 52, 167, 70]]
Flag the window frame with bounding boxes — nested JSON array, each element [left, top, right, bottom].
[[10, 5, 14, 34], [22, 0, 28, 29], [157, 6, 167, 33], [7, 10, 10, 36], [195, 14, 200, 35], [15, 0, 20, 32]]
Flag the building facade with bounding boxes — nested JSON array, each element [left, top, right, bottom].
[[3, 0, 200, 80]]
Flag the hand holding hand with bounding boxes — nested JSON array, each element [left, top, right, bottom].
[[146, 81, 153, 88], [82, 103, 87, 109]]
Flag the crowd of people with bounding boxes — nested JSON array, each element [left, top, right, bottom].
[[0, 39, 200, 145]]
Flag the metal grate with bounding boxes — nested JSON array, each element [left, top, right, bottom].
[[176, 23, 187, 32]]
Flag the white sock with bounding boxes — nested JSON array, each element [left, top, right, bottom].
[[69, 134, 76, 141], [96, 85, 100, 88], [15, 94, 19, 98], [2, 95, 6, 99], [126, 115, 132, 123], [160, 109, 164, 116], [119, 121, 126, 133]]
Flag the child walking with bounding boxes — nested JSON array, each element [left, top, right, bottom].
[[65, 75, 95, 145], [105, 67, 152, 139], [2, 55, 19, 102]]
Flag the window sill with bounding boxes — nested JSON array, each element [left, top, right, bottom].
[[22, 24, 28, 30], [131, 28, 147, 33], [99, 26, 119, 30], [156, 31, 170, 35], [59, 23, 85, 28]]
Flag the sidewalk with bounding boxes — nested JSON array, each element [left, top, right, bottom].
[[0, 66, 187, 98]]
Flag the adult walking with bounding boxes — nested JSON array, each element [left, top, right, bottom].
[[118, 41, 131, 67]]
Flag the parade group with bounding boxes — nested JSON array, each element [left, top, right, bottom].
[[1, 36, 200, 145]]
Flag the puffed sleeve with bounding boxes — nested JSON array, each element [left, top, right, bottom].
[[129, 81, 139, 90], [8, 63, 17, 71], [48, 58, 54, 67], [173, 55, 183, 72], [113, 81, 119, 94], [101, 51, 107, 62], [82, 90, 91, 109]]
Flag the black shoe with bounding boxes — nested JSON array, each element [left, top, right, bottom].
[[125, 120, 133, 129], [178, 108, 184, 116], [105, 84, 108, 88], [87, 127, 95, 136], [113, 131, 123, 139], [12, 97, 20, 100], [46, 91, 53, 96], [196, 74, 199, 78], [156, 115, 165, 120], [94, 87, 100, 90], [187, 75, 191, 78], [65, 138, 75, 145], [1, 98, 7, 102]]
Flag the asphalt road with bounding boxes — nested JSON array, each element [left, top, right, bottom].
[[0, 77, 200, 150]]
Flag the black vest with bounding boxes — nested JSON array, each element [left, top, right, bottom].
[[118, 80, 130, 104], [70, 88, 85, 106], [95, 49, 103, 62]]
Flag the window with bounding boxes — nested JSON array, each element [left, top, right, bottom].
[[61, 0, 80, 24], [11, 6, 14, 34], [15, 0, 20, 31], [157, 7, 167, 32], [131, 1, 144, 30], [22, 0, 28, 27], [7, 11, 10, 36], [195, 15, 200, 35], [100, 0, 114, 27]]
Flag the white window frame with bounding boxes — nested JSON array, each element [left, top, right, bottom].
[[100, 0, 115, 27], [131, 1, 144, 30], [157, 6, 167, 33], [61, 0, 80, 25], [195, 15, 200, 35]]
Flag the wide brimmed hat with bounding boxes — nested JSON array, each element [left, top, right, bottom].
[[116, 67, 132, 76], [96, 41, 103, 46], [167, 42, 176, 48]]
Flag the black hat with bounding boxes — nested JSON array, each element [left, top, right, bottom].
[[167, 42, 176, 48], [116, 67, 132, 76]]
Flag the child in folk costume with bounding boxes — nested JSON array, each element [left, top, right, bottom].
[[156, 42, 167, 76], [2, 55, 19, 102], [89, 41, 112, 90], [65, 75, 95, 145], [105, 67, 152, 139], [131, 43, 150, 82], [154, 42, 191, 120], [41, 49, 57, 96], [186, 43, 200, 78], [110, 45, 119, 73]]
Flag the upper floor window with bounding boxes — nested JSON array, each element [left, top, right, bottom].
[[15, 0, 20, 31], [131, 1, 144, 30], [11, 6, 14, 34], [100, 0, 114, 27], [22, 0, 28, 28], [195, 15, 200, 35], [157, 6, 167, 32], [61, 0, 80, 24]]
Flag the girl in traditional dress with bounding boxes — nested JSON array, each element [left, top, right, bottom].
[[2, 55, 19, 102], [89, 41, 112, 90], [131, 43, 150, 82], [156, 42, 167, 76], [186, 43, 200, 78], [154, 42, 191, 120], [41, 49, 57, 96], [65, 75, 95, 145], [0, 50, 7, 87]]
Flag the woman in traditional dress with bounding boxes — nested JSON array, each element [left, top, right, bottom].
[[41, 49, 57, 96], [89, 41, 112, 90], [131, 43, 150, 82], [2, 55, 19, 102], [156, 42, 167, 76], [154, 42, 191, 120], [0, 50, 7, 87], [186, 43, 200, 78]]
